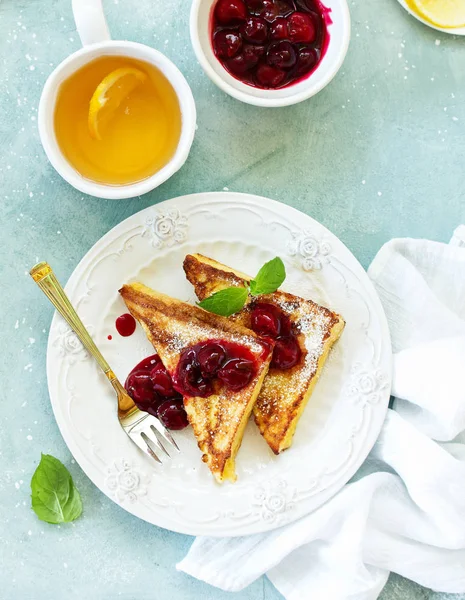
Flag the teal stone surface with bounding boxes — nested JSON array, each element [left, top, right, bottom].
[[1, 0, 465, 598]]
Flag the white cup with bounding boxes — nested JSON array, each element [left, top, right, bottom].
[[39, 0, 197, 200], [190, 0, 350, 107]]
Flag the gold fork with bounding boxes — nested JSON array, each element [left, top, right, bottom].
[[30, 262, 179, 463]]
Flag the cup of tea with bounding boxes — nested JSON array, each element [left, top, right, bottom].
[[39, 0, 196, 200]]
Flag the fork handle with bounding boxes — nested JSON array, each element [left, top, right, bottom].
[[30, 262, 115, 380]]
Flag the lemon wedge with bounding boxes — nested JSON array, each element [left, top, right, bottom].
[[88, 67, 147, 140], [410, 0, 465, 28]]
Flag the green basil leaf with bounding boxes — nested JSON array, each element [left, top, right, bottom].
[[250, 257, 286, 296], [198, 286, 248, 317], [31, 454, 82, 524]]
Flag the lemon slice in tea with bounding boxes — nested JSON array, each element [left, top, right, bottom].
[[410, 0, 465, 27], [88, 67, 147, 140]]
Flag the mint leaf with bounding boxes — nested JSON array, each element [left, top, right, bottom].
[[31, 454, 82, 524], [250, 257, 286, 296], [198, 286, 248, 317]]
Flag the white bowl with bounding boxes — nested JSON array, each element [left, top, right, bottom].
[[190, 0, 351, 107], [396, 0, 465, 35]]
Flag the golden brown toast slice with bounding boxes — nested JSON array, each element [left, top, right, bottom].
[[119, 282, 272, 482], [183, 254, 345, 454]]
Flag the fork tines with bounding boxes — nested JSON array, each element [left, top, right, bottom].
[[125, 413, 179, 464]]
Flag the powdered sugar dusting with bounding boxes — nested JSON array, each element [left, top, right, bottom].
[[274, 296, 334, 392], [298, 311, 330, 374], [162, 319, 264, 360], [275, 298, 301, 313], [254, 292, 341, 433]]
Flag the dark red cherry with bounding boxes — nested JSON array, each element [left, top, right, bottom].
[[256, 63, 286, 87], [227, 53, 250, 75], [244, 43, 266, 62], [271, 336, 302, 369], [296, 45, 318, 74], [214, 30, 243, 58], [270, 17, 289, 39], [241, 17, 268, 44], [245, 0, 264, 13], [146, 355, 163, 370], [251, 304, 282, 337], [125, 371, 155, 403], [215, 0, 247, 24], [125, 370, 164, 416], [218, 358, 255, 391], [198, 342, 227, 376], [267, 41, 296, 69], [275, 0, 296, 16], [259, 0, 279, 22], [180, 365, 212, 397], [227, 43, 265, 73], [150, 365, 176, 398], [157, 399, 189, 430], [186, 368, 209, 395], [177, 349, 212, 397], [288, 11, 316, 42]]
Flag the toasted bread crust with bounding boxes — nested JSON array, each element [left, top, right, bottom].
[[120, 283, 272, 481], [184, 253, 249, 296], [183, 254, 345, 454]]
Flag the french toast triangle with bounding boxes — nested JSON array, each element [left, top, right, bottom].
[[119, 283, 273, 483], [183, 254, 345, 455]]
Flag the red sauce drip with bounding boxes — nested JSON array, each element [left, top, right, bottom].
[[107, 334, 112, 340], [116, 313, 136, 337]]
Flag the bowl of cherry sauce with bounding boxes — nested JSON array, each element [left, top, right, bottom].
[[190, 0, 350, 106]]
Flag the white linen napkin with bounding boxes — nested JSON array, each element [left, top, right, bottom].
[[177, 226, 465, 600]]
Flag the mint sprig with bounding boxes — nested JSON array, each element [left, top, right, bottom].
[[198, 257, 286, 317], [31, 454, 83, 524], [249, 256, 286, 295], [197, 286, 248, 317]]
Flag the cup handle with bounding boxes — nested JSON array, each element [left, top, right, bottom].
[[72, 0, 111, 46]]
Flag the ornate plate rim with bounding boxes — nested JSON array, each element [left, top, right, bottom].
[[46, 191, 392, 537]]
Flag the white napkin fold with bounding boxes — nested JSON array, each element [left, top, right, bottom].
[[177, 226, 465, 600]]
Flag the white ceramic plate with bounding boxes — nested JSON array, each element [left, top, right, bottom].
[[47, 192, 391, 537], [396, 0, 465, 35]]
